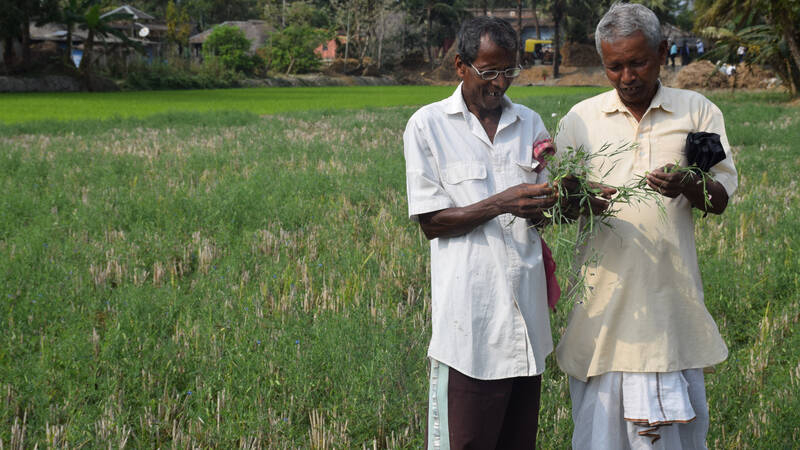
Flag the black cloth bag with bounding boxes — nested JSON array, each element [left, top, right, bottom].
[[685, 131, 726, 172]]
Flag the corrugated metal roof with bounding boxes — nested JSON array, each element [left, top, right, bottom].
[[101, 5, 155, 20]]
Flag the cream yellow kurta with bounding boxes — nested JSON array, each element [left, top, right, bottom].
[[554, 85, 738, 382]]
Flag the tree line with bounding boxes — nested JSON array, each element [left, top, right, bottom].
[[2, 0, 798, 95]]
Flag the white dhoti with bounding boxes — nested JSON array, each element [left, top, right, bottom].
[[569, 369, 709, 449]]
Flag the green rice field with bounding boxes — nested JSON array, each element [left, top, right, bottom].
[[0, 85, 605, 124], [0, 86, 798, 448]]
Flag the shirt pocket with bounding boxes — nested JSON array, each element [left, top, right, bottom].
[[514, 161, 543, 185], [441, 161, 488, 206]]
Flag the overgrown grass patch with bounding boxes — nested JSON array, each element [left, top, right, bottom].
[[0, 89, 797, 447]]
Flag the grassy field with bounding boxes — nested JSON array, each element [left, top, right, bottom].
[[0, 85, 605, 125], [0, 86, 798, 448]]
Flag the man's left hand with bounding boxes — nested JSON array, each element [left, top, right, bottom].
[[647, 163, 730, 215], [646, 164, 693, 198]]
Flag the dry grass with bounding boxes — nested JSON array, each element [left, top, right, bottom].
[[1, 95, 798, 448]]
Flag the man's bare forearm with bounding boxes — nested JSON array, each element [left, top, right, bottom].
[[683, 173, 729, 215], [418, 183, 556, 240], [418, 198, 503, 240]]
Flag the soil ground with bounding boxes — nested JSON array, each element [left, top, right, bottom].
[[402, 60, 786, 93]]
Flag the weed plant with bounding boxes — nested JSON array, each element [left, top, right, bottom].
[[541, 140, 665, 305], [0, 89, 798, 447]]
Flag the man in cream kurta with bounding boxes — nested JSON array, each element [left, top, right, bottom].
[[554, 3, 737, 449], [555, 85, 737, 380]]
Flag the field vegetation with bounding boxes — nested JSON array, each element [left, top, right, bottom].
[[1, 87, 798, 448], [0, 85, 603, 125]]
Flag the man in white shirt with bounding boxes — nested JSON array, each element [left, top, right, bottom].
[[554, 3, 737, 448], [404, 16, 569, 449]]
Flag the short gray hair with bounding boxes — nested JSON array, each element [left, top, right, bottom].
[[595, 2, 662, 58]]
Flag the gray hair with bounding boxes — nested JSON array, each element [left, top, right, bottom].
[[457, 16, 517, 65], [595, 2, 662, 58]]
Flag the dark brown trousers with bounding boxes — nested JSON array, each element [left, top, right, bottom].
[[430, 366, 542, 450]]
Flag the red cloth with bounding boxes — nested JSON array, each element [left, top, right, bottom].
[[532, 139, 555, 173], [533, 138, 561, 310], [540, 237, 561, 310]]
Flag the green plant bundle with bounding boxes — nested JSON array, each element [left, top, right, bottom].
[[540, 141, 664, 304], [541, 141, 721, 305], [545, 141, 662, 226]]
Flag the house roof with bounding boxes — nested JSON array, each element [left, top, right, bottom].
[[29, 22, 67, 41], [662, 23, 699, 44], [101, 5, 155, 20], [28, 22, 159, 45], [189, 20, 275, 52]]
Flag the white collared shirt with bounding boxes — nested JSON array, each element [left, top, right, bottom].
[[403, 84, 553, 380]]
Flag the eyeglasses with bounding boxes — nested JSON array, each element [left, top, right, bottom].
[[469, 63, 522, 80]]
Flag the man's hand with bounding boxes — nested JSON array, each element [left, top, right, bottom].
[[493, 183, 557, 222], [646, 163, 729, 214], [558, 176, 617, 220], [646, 164, 692, 198], [418, 183, 556, 240]]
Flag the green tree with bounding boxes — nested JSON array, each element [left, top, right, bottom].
[[0, 0, 59, 70], [55, 0, 97, 69], [166, 0, 193, 56], [78, 4, 142, 76], [185, 0, 258, 28], [264, 24, 330, 74], [203, 24, 256, 73], [550, 0, 563, 77], [392, 0, 469, 67], [695, 0, 800, 96], [262, 0, 330, 30]]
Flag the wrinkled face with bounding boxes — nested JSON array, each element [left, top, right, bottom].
[[600, 31, 667, 112], [455, 35, 516, 115]]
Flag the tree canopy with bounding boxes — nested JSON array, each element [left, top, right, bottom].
[[695, 0, 800, 95]]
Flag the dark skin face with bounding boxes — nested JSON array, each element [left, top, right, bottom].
[[418, 35, 558, 240], [455, 35, 516, 140], [600, 31, 667, 121]]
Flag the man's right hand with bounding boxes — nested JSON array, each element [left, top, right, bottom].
[[418, 183, 556, 240], [493, 183, 557, 221], [558, 176, 616, 220]]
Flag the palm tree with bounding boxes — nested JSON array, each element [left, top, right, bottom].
[[77, 3, 141, 76], [424, 1, 469, 69], [59, 0, 89, 68], [696, 0, 800, 96]]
